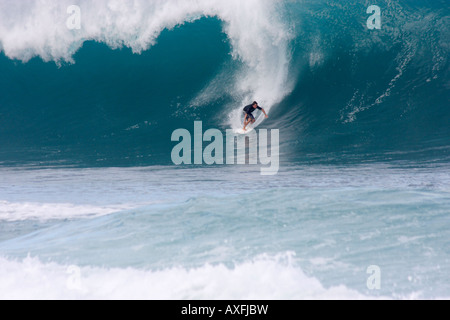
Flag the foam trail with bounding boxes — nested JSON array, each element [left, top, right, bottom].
[[0, 0, 293, 129], [0, 200, 134, 221]]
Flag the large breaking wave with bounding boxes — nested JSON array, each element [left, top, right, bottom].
[[0, 0, 448, 165]]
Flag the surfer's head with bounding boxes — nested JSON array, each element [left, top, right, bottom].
[[252, 101, 258, 108]]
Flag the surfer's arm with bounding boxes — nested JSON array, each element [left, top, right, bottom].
[[261, 108, 268, 118]]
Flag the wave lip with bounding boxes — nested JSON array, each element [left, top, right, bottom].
[[0, 0, 294, 129]]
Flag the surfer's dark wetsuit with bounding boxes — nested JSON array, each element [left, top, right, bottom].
[[243, 104, 262, 121], [242, 101, 268, 131]]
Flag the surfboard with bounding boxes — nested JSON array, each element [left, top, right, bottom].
[[234, 127, 255, 135]]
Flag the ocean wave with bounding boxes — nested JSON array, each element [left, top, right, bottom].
[[0, 0, 293, 129], [0, 0, 448, 165], [0, 253, 381, 300]]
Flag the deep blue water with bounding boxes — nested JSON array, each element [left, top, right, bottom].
[[0, 0, 447, 166]]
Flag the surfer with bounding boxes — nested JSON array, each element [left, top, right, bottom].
[[243, 101, 268, 131]]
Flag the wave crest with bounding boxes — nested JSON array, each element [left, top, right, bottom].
[[0, 0, 294, 128]]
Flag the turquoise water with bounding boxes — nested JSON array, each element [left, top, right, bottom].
[[0, 0, 449, 299], [1, 164, 449, 299]]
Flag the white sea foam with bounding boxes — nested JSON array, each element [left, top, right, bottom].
[[0, 200, 131, 221], [0, 0, 294, 128], [0, 253, 378, 300]]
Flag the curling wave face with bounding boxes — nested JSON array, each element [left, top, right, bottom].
[[0, 0, 448, 166]]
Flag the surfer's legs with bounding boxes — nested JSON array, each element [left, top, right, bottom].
[[243, 118, 250, 130], [243, 113, 255, 130], [243, 114, 251, 130], [244, 118, 255, 130]]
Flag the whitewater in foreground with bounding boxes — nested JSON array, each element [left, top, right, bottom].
[[1, 164, 449, 299]]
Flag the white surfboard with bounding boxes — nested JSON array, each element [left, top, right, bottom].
[[234, 127, 255, 135]]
